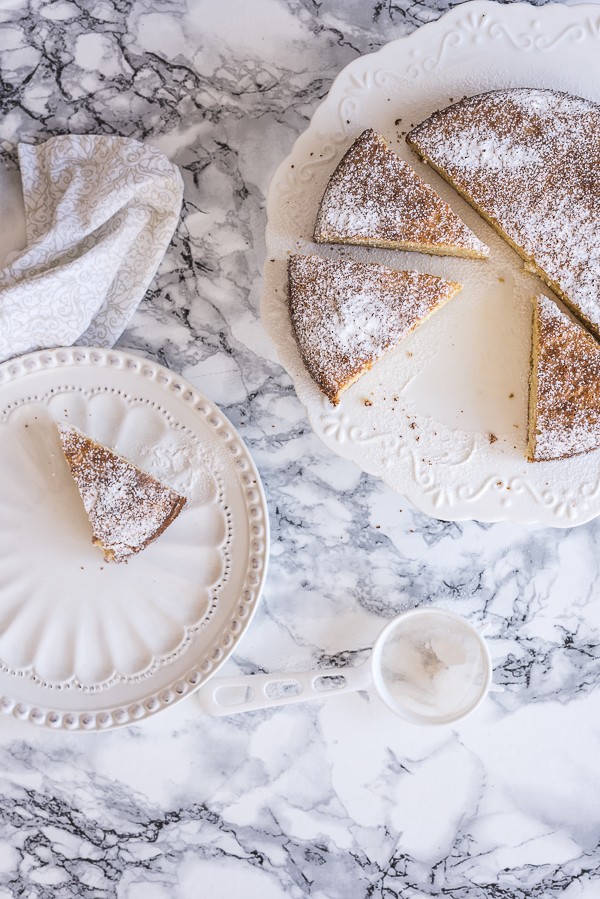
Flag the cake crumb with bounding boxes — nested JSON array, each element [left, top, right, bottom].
[[488, 433, 498, 444]]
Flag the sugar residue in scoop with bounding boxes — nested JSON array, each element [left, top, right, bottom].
[[378, 613, 486, 721]]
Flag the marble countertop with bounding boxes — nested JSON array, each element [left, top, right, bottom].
[[1, 1, 600, 896]]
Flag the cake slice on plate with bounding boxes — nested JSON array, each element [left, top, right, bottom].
[[314, 128, 489, 259], [407, 89, 600, 336], [288, 254, 462, 405], [57, 423, 186, 562], [528, 295, 600, 462]]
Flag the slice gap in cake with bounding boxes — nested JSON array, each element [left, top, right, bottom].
[[313, 129, 489, 259], [57, 423, 186, 562], [527, 295, 600, 462], [407, 89, 600, 338], [288, 254, 462, 405]]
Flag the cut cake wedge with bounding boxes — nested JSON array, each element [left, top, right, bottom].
[[57, 423, 186, 562], [288, 254, 462, 405], [314, 128, 489, 259], [528, 295, 600, 462]]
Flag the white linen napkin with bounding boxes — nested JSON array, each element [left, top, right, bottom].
[[0, 134, 184, 363]]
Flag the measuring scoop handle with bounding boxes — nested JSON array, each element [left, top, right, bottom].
[[197, 662, 371, 716]]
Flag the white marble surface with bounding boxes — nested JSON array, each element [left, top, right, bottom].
[[1, 1, 600, 896]]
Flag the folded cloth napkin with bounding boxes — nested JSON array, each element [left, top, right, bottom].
[[0, 134, 184, 363]]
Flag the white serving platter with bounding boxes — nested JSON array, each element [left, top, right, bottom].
[[261, 0, 600, 526]]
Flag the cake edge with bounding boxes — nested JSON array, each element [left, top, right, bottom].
[[313, 230, 489, 259], [526, 296, 540, 463]]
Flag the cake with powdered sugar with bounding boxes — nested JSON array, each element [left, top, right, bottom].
[[528, 295, 600, 462], [314, 129, 489, 259], [288, 254, 462, 405], [407, 89, 600, 337], [57, 423, 186, 562]]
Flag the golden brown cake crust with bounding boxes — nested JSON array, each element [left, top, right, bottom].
[[288, 254, 461, 404], [407, 89, 600, 336], [314, 129, 488, 258], [528, 295, 600, 462], [58, 424, 186, 562]]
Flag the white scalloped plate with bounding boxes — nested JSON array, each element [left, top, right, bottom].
[[0, 347, 269, 730], [261, 0, 600, 526]]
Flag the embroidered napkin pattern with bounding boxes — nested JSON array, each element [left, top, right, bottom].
[[0, 134, 184, 362]]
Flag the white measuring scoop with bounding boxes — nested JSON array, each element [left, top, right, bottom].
[[197, 608, 493, 725]]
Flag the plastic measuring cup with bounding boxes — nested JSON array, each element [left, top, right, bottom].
[[197, 608, 493, 725]]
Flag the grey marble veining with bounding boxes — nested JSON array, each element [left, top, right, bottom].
[[1, 0, 600, 897]]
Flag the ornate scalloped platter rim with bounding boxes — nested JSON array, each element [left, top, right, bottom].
[[0, 346, 269, 730], [261, 0, 600, 528]]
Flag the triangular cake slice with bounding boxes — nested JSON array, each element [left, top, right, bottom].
[[528, 295, 600, 462], [407, 89, 600, 336], [288, 254, 462, 404], [314, 129, 489, 259], [57, 423, 186, 562]]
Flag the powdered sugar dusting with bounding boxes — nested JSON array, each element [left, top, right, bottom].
[[288, 254, 460, 403], [314, 129, 489, 257], [408, 89, 600, 333], [58, 423, 186, 562], [136, 431, 218, 507], [531, 295, 600, 462]]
